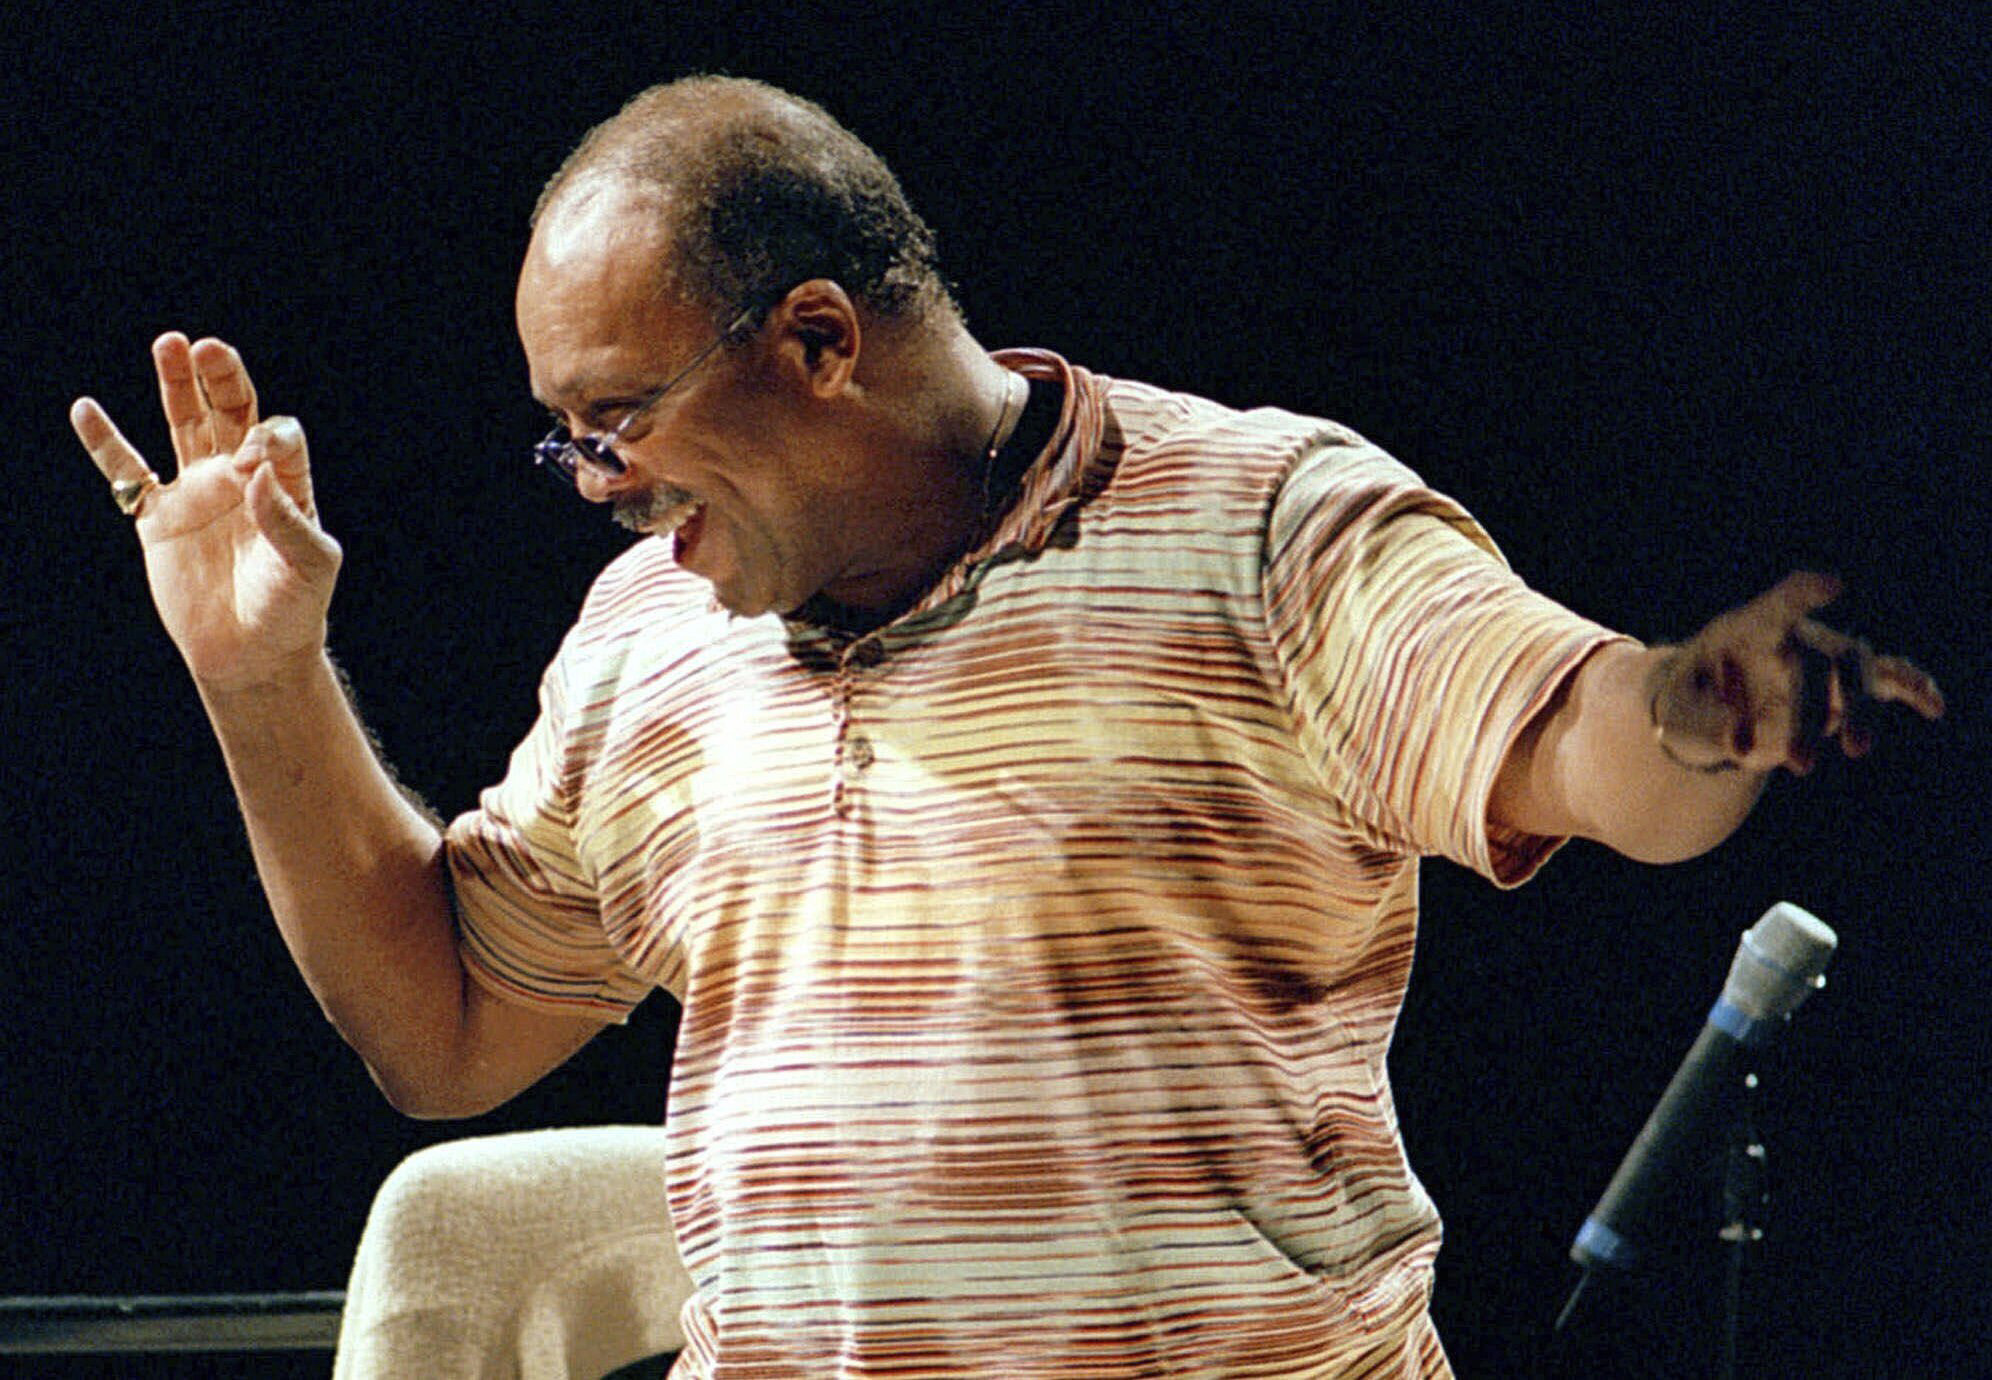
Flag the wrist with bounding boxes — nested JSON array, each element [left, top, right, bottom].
[[193, 644, 334, 709], [1644, 646, 1744, 775]]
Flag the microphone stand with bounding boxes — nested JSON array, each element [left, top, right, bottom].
[[1553, 904, 1834, 1376], [1555, 1061, 1779, 1378], [1717, 1071, 1768, 1380]]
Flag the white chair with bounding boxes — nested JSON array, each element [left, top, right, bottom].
[[335, 1125, 691, 1380]]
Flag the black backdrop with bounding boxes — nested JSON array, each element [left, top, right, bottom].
[[3, 3, 1987, 1376]]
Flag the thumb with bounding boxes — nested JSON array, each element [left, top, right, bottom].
[[246, 462, 341, 578], [1753, 570, 1843, 628]]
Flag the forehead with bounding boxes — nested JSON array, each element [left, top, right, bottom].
[[516, 183, 702, 405]]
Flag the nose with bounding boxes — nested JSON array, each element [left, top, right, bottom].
[[573, 456, 633, 504]]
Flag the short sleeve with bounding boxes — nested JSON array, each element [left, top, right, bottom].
[[446, 639, 652, 1022], [1263, 440, 1630, 886]]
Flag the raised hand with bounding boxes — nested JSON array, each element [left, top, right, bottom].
[[72, 333, 342, 691], [1647, 571, 1946, 776]]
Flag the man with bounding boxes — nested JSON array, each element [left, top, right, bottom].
[[72, 76, 1942, 1377]]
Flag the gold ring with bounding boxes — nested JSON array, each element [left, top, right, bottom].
[[111, 475, 158, 517]]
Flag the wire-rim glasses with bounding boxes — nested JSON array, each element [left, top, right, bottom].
[[532, 306, 758, 487]]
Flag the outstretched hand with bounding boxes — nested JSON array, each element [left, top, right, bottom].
[[1647, 571, 1945, 776], [73, 333, 342, 691]]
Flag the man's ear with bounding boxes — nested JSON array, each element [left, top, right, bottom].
[[768, 279, 861, 399]]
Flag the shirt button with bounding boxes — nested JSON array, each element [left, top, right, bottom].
[[847, 735, 875, 770], [848, 639, 886, 669]]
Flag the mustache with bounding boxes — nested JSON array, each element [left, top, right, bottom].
[[613, 484, 701, 535]]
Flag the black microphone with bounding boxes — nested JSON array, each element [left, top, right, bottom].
[[1565, 902, 1838, 1279]]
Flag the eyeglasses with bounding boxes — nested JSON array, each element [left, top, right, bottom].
[[532, 306, 758, 487]]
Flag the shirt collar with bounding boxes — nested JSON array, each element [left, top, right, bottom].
[[777, 350, 1114, 647], [969, 349, 1112, 564]]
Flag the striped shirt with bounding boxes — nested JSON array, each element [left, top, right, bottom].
[[448, 351, 1623, 1378]]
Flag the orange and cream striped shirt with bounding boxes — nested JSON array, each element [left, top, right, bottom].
[[449, 351, 1623, 1378]]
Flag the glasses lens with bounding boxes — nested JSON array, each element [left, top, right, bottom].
[[532, 428, 626, 488], [532, 430, 574, 481], [570, 434, 626, 475]]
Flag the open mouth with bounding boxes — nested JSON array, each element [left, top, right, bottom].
[[670, 500, 707, 564]]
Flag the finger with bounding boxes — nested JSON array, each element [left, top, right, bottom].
[[153, 331, 213, 470], [1789, 615, 1864, 660], [1751, 570, 1844, 631], [70, 396, 156, 486], [1792, 615, 1946, 723], [1786, 618, 1870, 741], [1787, 641, 1837, 768], [232, 416, 315, 520], [1732, 643, 1810, 773], [190, 337, 258, 452], [1824, 646, 1854, 740], [1862, 653, 1947, 721], [1840, 722, 1875, 759]]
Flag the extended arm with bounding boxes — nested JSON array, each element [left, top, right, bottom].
[[1491, 572, 1945, 863], [73, 334, 607, 1117]]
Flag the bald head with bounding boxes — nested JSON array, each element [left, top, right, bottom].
[[534, 76, 954, 330]]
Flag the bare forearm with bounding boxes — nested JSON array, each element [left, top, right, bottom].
[[198, 649, 470, 1107], [77, 337, 609, 1117], [1498, 642, 1768, 864]]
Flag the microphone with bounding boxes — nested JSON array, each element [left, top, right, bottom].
[[1566, 902, 1838, 1278]]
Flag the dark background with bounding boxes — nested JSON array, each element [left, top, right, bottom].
[[3, 2, 1986, 1376]]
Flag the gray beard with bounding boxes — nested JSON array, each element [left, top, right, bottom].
[[612, 484, 699, 535]]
